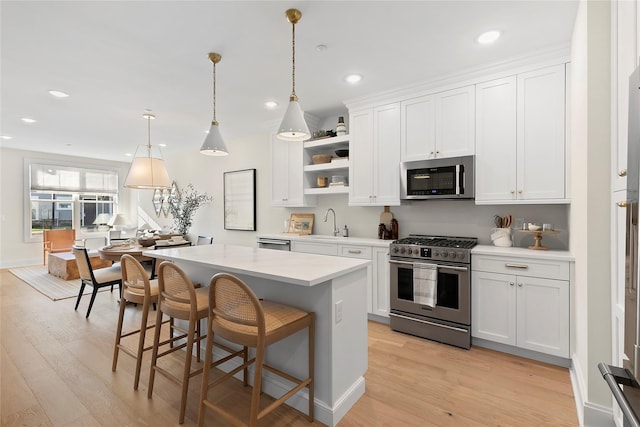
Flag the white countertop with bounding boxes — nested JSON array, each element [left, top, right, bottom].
[[472, 244, 575, 261], [149, 243, 371, 286], [257, 233, 393, 247]]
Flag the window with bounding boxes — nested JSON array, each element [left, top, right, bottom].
[[25, 160, 119, 241]]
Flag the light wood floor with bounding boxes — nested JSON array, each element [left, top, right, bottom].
[[1, 269, 579, 426]]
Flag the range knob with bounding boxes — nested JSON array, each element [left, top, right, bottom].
[[441, 252, 448, 258], [392, 247, 399, 254], [400, 247, 406, 254], [449, 251, 456, 258], [458, 252, 465, 260], [407, 248, 413, 255]]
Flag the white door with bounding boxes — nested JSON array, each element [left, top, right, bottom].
[[349, 109, 375, 205], [373, 103, 401, 206], [516, 64, 566, 200], [516, 276, 569, 357], [471, 271, 516, 345], [401, 95, 436, 161], [475, 77, 517, 202], [436, 85, 475, 158]]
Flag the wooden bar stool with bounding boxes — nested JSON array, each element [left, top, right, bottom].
[[198, 272, 315, 427], [112, 254, 171, 390], [147, 261, 208, 424]]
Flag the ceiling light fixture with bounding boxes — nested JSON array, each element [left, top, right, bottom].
[[476, 30, 501, 44], [277, 8, 311, 142], [21, 117, 36, 123], [200, 52, 229, 156], [48, 90, 69, 98], [0, 135, 13, 140], [124, 111, 172, 189], [264, 101, 279, 109], [345, 74, 363, 84]]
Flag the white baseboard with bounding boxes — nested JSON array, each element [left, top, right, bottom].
[[1, 257, 41, 269], [570, 355, 615, 426]]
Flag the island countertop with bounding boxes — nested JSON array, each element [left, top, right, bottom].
[[148, 243, 371, 286]]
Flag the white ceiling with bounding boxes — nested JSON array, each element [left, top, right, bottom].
[[0, 1, 578, 163]]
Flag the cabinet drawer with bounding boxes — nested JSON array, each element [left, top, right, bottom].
[[338, 244, 372, 259], [291, 241, 338, 256], [472, 255, 569, 281]]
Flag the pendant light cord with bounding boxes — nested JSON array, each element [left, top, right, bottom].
[[291, 20, 296, 98], [212, 59, 217, 124]]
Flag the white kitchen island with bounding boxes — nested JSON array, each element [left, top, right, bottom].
[[148, 243, 370, 427]]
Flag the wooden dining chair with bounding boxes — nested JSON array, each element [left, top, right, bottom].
[[148, 261, 209, 424], [198, 272, 315, 427], [72, 246, 122, 318]]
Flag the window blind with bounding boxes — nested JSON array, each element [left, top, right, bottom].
[[30, 163, 118, 194]]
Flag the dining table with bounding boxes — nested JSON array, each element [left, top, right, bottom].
[[97, 243, 154, 263]]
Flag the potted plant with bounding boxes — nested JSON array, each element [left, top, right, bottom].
[[169, 184, 213, 236]]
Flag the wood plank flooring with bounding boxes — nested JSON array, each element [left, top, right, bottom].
[[1, 269, 579, 426]]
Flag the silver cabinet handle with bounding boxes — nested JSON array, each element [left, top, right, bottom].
[[510, 282, 515, 286], [505, 263, 529, 269], [619, 169, 628, 177], [348, 249, 362, 254], [518, 283, 523, 287]]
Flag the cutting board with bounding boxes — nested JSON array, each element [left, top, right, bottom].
[[380, 206, 393, 228]]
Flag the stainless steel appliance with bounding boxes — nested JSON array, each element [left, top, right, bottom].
[[257, 238, 291, 251], [400, 155, 474, 200], [600, 64, 640, 426], [389, 234, 477, 349]]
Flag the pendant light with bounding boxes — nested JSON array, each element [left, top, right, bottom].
[[200, 52, 229, 155], [124, 112, 172, 189], [277, 8, 311, 142]]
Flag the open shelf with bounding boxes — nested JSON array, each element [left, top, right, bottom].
[[304, 186, 349, 195]]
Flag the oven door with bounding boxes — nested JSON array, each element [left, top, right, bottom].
[[390, 259, 470, 325]]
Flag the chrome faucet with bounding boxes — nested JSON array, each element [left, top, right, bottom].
[[324, 208, 339, 236]]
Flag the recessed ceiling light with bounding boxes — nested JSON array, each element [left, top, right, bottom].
[[21, 117, 36, 123], [125, 153, 132, 157], [264, 101, 278, 109], [0, 135, 12, 140], [345, 74, 363, 84], [316, 44, 327, 52], [158, 143, 167, 147], [48, 90, 69, 98], [476, 30, 501, 44]]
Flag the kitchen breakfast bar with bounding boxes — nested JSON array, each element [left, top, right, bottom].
[[148, 243, 370, 427]]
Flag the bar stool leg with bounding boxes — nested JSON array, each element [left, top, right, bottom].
[[112, 296, 127, 372], [197, 317, 215, 427], [147, 303, 164, 399], [178, 317, 197, 424], [133, 298, 152, 390]]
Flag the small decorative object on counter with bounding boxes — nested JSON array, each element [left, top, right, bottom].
[[391, 218, 399, 240], [342, 225, 349, 237], [336, 116, 347, 136]]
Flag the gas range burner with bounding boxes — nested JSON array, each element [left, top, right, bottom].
[[390, 234, 477, 263]]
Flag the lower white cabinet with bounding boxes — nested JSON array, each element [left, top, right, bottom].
[[472, 254, 570, 358], [290, 239, 390, 319]]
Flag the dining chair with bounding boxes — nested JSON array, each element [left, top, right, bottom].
[[112, 254, 171, 390], [196, 235, 214, 245], [148, 261, 209, 424], [198, 272, 315, 427], [72, 246, 122, 318]]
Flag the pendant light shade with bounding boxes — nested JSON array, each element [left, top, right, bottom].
[[277, 8, 311, 142], [124, 112, 172, 189], [201, 52, 229, 156]]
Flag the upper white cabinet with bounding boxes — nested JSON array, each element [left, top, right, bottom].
[[401, 85, 475, 161], [475, 64, 567, 204], [349, 103, 401, 206], [302, 135, 350, 196], [270, 136, 311, 207]]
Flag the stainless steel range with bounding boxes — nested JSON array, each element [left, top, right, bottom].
[[389, 235, 477, 349]]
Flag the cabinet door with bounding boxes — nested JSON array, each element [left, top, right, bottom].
[[401, 95, 436, 161], [516, 276, 569, 357], [517, 64, 566, 200], [290, 241, 338, 256], [475, 77, 517, 202], [373, 103, 401, 205], [371, 247, 390, 318], [471, 271, 517, 345], [349, 109, 375, 205], [436, 85, 475, 158], [270, 137, 304, 206]]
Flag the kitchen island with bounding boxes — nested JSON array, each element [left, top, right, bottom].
[[148, 243, 370, 427]]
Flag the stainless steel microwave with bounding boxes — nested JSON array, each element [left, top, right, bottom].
[[400, 155, 474, 200]]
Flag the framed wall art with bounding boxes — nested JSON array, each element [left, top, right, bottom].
[[223, 169, 256, 231], [288, 213, 314, 235]]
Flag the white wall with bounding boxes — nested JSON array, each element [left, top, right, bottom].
[[0, 148, 133, 268], [569, 0, 613, 419]]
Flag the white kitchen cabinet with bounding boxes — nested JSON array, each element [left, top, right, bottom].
[[401, 85, 475, 161], [472, 254, 570, 358], [270, 136, 312, 207], [475, 64, 568, 204], [371, 246, 390, 318], [349, 103, 401, 206], [290, 240, 338, 256]]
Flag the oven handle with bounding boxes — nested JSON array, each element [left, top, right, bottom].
[[390, 312, 469, 333], [389, 259, 468, 272]]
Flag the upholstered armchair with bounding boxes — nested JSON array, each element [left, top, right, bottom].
[[43, 229, 76, 264]]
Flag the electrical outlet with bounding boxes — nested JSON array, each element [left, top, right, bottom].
[[335, 300, 343, 323]]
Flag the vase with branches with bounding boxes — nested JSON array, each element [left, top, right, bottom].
[[169, 184, 213, 236]]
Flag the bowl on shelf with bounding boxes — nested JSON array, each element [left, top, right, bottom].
[[335, 149, 349, 158], [312, 154, 332, 164]]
